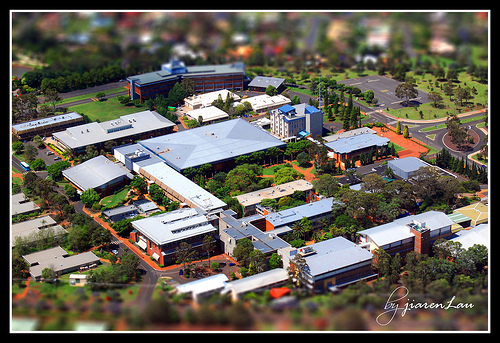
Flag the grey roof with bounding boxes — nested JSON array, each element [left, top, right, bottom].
[[62, 155, 133, 191], [248, 76, 285, 89], [450, 224, 489, 250], [387, 156, 429, 173], [265, 198, 336, 228], [304, 237, 374, 277], [12, 112, 82, 132], [359, 211, 456, 247], [52, 110, 175, 150], [324, 133, 390, 154], [138, 118, 286, 171], [223, 268, 289, 295], [128, 63, 244, 86]]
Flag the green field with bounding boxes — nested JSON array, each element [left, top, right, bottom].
[[55, 87, 126, 105], [68, 97, 144, 122]]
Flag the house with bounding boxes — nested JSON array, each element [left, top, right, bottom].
[[358, 211, 455, 256], [279, 237, 375, 293], [270, 103, 323, 141], [62, 155, 133, 195], [129, 207, 218, 266], [126, 59, 245, 101]]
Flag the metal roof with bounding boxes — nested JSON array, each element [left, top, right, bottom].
[[138, 118, 285, 171], [324, 133, 390, 154], [387, 156, 429, 173], [248, 76, 285, 89]]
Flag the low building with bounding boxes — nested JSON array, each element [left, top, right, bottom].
[[176, 274, 229, 302], [185, 106, 229, 125], [387, 156, 457, 180], [324, 131, 390, 167], [237, 94, 291, 114], [102, 200, 160, 223], [221, 268, 289, 301], [129, 207, 218, 266], [52, 110, 175, 154], [235, 179, 314, 216], [12, 193, 40, 216], [184, 89, 241, 110], [12, 112, 84, 140], [279, 237, 375, 293], [270, 103, 323, 141], [62, 155, 133, 195], [247, 76, 286, 93], [452, 202, 488, 227], [12, 215, 67, 247], [449, 223, 489, 250], [23, 246, 100, 281], [358, 211, 455, 256]]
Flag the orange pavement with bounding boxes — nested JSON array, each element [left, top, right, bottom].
[[370, 125, 429, 159]]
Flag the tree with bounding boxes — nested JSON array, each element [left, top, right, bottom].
[[428, 91, 443, 108], [274, 166, 303, 185], [46, 160, 71, 181], [201, 234, 216, 267], [232, 238, 254, 267], [80, 188, 100, 208], [446, 114, 469, 149], [24, 144, 38, 162], [265, 85, 278, 96], [296, 151, 311, 168], [396, 120, 401, 135], [248, 249, 266, 275], [12, 141, 24, 154], [395, 82, 419, 107], [175, 242, 198, 271], [30, 158, 46, 171], [269, 253, 282, 269], [312, 174, 340, 197], [373, 248, 391, 279], [402, 125, 409, 138]]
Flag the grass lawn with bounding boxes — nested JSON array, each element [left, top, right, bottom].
[[54, 87, 127, 106], [68, 97, 144, 122], [100, 186, 130, 208], [420, 116, 484, 132]]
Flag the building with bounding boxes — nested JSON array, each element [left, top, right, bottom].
[[113, 144, 227, 215], [52, 110, 175, 154], [221, 268, 289, 301], [23, 246, 100, 281], [62, 155, 133, 195], [358, 211, 455, 256], [175, 274, 229, 303], [279, 237, 375, 292], [247, 76, 286, 93], [185, 106, 229, 125], [324, 131, 390, 167], [12, 193, 40, 216], [129, 207, 218, 266], [387, 156, 457, 180], [452, 202, 488, 227], [126, 59, 245, 101], [235, 179, 314, 216], [236, 94, 291, 114], [183, 89, 241, 110], [12, 215, 67, 247], [12, 112, 84, 140], [125, 118, 286, 173], [449, 223, 489, 250], [270, 103, 323, 141]]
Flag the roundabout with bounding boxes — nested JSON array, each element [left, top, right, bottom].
[[442, 127, 481, 152]]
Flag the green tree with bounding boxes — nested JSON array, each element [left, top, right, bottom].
[[80, 188, 100, 207], [274, 166, 303, 185], [396, 120, 401, 135], [232, 238, 254, 267], [175, 242, 198, 271], [265, 85, 278, 96], [402, 125, 409, 138], [395, 82, 419, 107]]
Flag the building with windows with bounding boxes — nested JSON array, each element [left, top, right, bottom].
[[270, 103, 323, 141], [12, 112, 84, 140], [247, 76, 286, 93], [129, 207, 218, 266], [358, 211, 455, 256], [126, 59, 245, 101], [52, 110, 175, 154]]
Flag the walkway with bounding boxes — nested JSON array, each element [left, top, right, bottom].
[[370, 126, 429, 159]]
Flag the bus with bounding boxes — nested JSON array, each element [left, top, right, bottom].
[[20, 161, 31, 171]]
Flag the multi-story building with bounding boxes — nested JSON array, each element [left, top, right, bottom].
[[270, 103, 323, 141], [126, 59, 245, 102], [129, 207, 218, 266], [12, 112, 84, 140], [358, 211, 455, 257]]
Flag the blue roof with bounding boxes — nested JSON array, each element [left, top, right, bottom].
[[278, 104, 295, 114], [324, 133, 390, 154], [305, 105, 319, 114]]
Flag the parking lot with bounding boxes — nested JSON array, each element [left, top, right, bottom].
[[339, 75, 430, 110]]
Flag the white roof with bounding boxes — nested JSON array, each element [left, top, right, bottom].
[[451, 224, 489, 250], [240, 94, 291, 112], [359, 211, 455, 247], [223, 268, 289, 295], [184, 89, 240, 108], [131, 208, 217, 246], [186, 106, 229, 123], [176, 274, 229, 295]]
